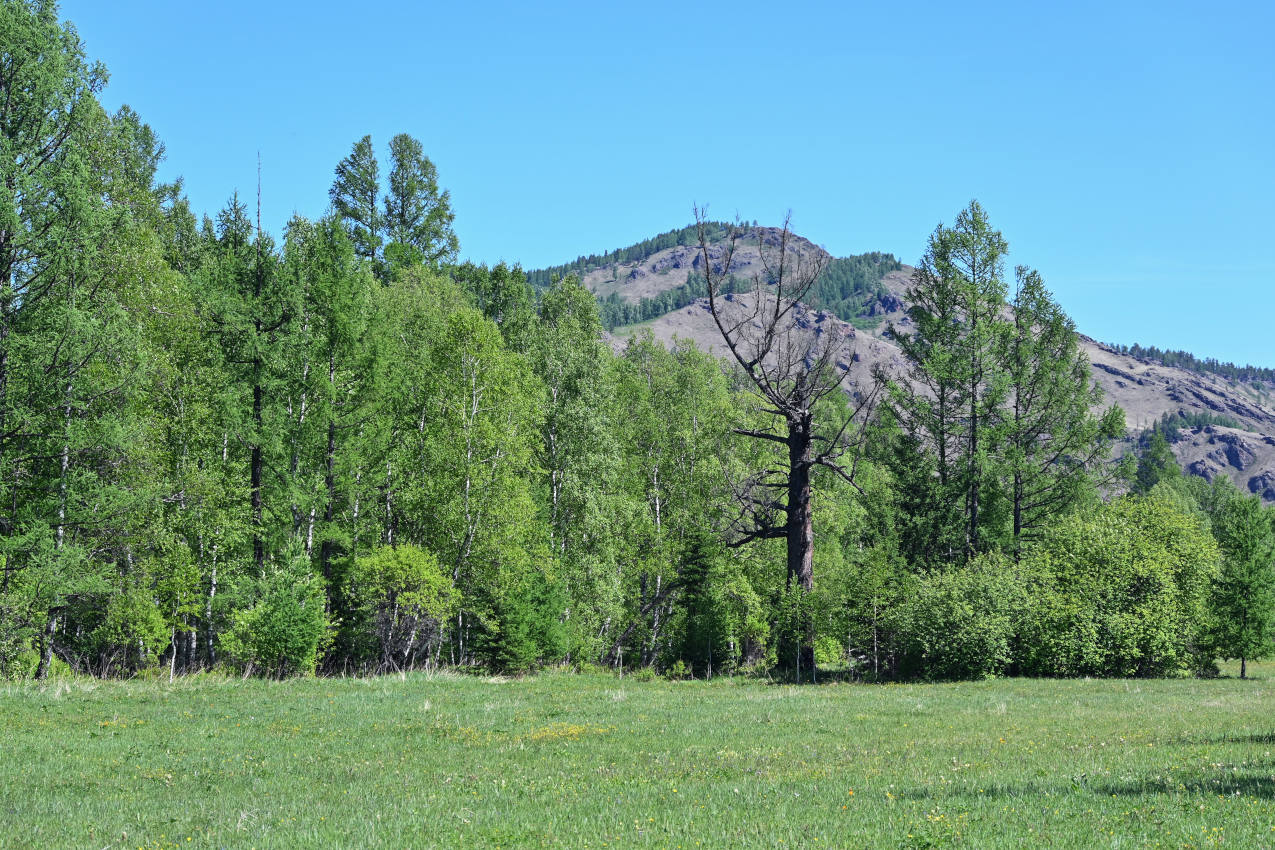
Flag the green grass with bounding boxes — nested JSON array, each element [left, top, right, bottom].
[[3, 665, 1275, 849]]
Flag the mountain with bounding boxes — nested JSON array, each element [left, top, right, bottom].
[[530, 226, 1275, 501]]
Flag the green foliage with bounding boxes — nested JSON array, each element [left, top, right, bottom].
[[887, 201, 1122, 564], [1019, 494, 1219, 677], [1201, 482, 1275, 675], [806, 252, 902, 322], [7, 6, 1263, 685], [383, 133, 458, 271], [1147, 409, 1245, 440], [0, 594, 35, 680], [452, 261, 535, 346], [812, 635, 845, 667], [471, 567, 569, 674], [329, 134, 382, 262], [668, 530, 768, 677], [90, 585, 169, 676], [330, 133, 458, 278], [347, 545, 456, 672], [890, 554, 1028, 680], [221, 547, 330, 678], [1132, 430, 1181, 495]]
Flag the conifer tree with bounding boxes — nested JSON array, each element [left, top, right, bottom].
[[329, 135, 382, 264], [1206, 486, 1275, 678], [383, 133, 458, 271], [1000, 266, 1123, 551]]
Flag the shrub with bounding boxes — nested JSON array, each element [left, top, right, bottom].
[[670, 531, 768, 676], [346, 544, 455, 672], [1018, 493, 1219, 677], [890, 553, 1027, 680], [665, 659, 691, 680], [220, 547, 330, 678], [471, 568, 569, 674], [91, 586, 169, 675], [0, 596, 34, 680]]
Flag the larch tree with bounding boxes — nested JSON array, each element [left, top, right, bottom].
[[1206, 485, 1275, 679], [200, 196, 294, 571], [329, 135, 382, 264], [383, 133, 458, 271], [330, 133, 458, 279], [1000, 265, 1123, 552], [887, 201, 1009, 560], [0, 2, 169, 677]]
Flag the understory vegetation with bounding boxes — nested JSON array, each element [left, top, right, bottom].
[[2, 1, 1274, 686]]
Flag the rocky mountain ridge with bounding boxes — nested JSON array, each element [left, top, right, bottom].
[[579, 226, 833, 302], [547, 227, 1275, 500]]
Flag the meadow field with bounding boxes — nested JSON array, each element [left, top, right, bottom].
[[2, 666, 1273, 849]]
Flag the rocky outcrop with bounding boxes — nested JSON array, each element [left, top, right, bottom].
[[1248, 471, 1275, 501], [1164, 425, 1275, 499], [593, 228, 1275, 503]]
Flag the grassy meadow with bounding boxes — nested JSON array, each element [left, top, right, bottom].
[[2, 665, 1274, 849]]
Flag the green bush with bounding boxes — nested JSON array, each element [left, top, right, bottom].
[[1018, 493, 1219, 677], [665, 659, 691, 680], [471, 568, 569, 674], [91, 586, 169, 675], [670, 531, 769, 676], [0, 596, 34, 680], [890, 553, 1027, 680], [346, 544, 456, 672], [813, 635, 845, 667], [220, 547, 330, 678]]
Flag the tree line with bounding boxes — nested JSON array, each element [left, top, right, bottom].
[[1109, 342, 1275, 386], [1, 1, 1272, 682]]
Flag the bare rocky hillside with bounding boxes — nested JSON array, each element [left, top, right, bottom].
[[580, 227, 832, 302], [566, 229, 1275, 500]]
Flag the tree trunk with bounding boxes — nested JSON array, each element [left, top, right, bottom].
[[786, 414, 815, 679], [967, 372, 979, 558], [1241, 657, 1247, 679], [320, 411, 336, 582], [35, 610, 58, 680], [251, 379, 264, 570], [206, 554, 217, 666]]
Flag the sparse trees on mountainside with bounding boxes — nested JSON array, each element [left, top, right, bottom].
[[1132, 430, 1181, 495]]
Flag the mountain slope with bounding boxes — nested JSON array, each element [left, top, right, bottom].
[[530, 225, 902, 330], [539, 226, 1275, 500]]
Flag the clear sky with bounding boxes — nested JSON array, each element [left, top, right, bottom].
[[60, 0, 1274, 366]]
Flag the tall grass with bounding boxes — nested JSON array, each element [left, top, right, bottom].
[[2, 663, 1273, 848]]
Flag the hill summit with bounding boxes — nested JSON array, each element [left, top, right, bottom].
[[531, 224, 1275, 501]]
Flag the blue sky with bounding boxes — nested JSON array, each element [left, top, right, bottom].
[[61, 0, 1274, 365]]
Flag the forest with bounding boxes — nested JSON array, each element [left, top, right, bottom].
[[3, 1, 1274, 686], [1109, 341, 1275, 385]]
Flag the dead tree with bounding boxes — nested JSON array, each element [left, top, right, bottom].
[[694, 208, 877, 676]]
